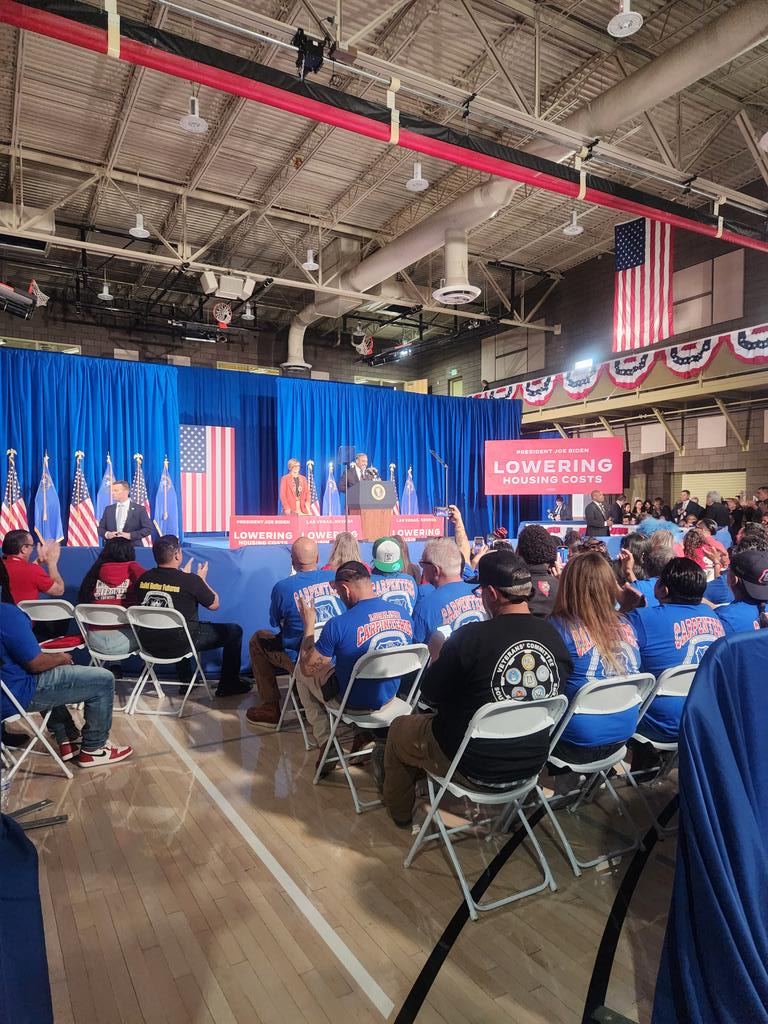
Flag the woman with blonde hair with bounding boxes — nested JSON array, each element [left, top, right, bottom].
[[279, 458, 310, 515], [394, 535, 421, 584], [323, 531, 364, 570]]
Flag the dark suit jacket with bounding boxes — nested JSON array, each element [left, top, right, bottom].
[[339, 465, 367, 493], [551, 502, 571, 522], [607, 502, 623, 524], [674, 500, 704, 523], [584, 501, 610, 537], [98, 502, 152, 543], [705, 501, 730, 528]]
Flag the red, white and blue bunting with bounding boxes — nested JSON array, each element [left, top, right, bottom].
[[605, 351, 658, 389], [521, 376, 559, 405], [561, 364, 602, 400], [663, 336, 719, 378], [489, 383, 520, 400], [726, 324, 768, 364]]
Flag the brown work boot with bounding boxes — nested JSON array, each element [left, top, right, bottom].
[[245, 701, 280, 726]]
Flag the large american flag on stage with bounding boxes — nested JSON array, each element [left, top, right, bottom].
[[180, 425, 234, 532], [0, 452, 28, 539], [67, 453, 99, 547], [613, 218, 673, 353], [130, 456, 153, 547], [306, 461, 321, 516]]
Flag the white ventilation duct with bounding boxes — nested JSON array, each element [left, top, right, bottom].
[[282, 0, 768, 367], [432, 229, 481, 305]]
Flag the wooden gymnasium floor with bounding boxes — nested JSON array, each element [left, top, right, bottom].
[[9, 690, 678, 1024]]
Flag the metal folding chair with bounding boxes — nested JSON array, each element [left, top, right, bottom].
[[540, 672, 658, 875], [276, 623, 324, 750], [1, 679, 73, 781], [404, 696, 568, 921], [17, 599, 84, 653], [125, 606, 212, 717], [74, 604, 139, 711], [313, 644, 429, 812]]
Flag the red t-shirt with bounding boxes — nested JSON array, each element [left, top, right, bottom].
[[3, 556, 54, 603], [91, 561, 145, 606]]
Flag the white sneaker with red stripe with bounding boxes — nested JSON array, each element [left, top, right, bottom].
[[58, 739, 81, 762], [76, 742, 133, 768]]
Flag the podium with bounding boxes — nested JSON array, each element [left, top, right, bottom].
[[346, 479, 396, 541]]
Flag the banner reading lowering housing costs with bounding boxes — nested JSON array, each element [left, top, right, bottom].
[[484, 438, 625, 495]]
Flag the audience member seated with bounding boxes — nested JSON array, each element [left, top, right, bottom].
[[412, 538, 485, 658], [246, 537, 341, 725], [549, 552, 641, 765], [137, 535, 248, 698], [394, 536, 422, 586], [683, 524, 730, 604], [614, 534, 650, 587], [0, 591, 132, 767], [1, 530, 64, 603], [370, 537, 418, 613], [629, 545, 674, 608], [704, 489, 730, 528], [516, 524, 560, 617], [733, 521, 768, 551], [716, 550, 768, 635], [297, 561, 414, 762], [77, 537, 144, 656], [377, 550, 572, 829], [652, 496, 672, 520], [322, 531, 366, 571], [628, 558, 725, 744]]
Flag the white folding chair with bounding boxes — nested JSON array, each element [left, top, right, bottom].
[[313, 644, 430, 812], [404, 696, 568, 920], [540, 673, 658, 875], [125, 606, 212, 717], [1, 679, 74, 781], [74, 604, 140, 712], [276, 623, 324, 750], [17, 599, 84, 653]]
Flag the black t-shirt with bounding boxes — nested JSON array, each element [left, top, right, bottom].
[[526, 564, 559, 618], [136, 567, 215, 623], [422, 614, 572, 785]]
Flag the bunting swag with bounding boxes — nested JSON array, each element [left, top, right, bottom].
[[521, 377, 559, 406], [606, 351, 658, 388], [663, 336, 719, 378], [727, 324, 768, 364], [561, 365, 602, 399], [487, 384, 520, 400]]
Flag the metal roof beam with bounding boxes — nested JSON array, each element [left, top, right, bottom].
[[735, 109, 768, 187], [457, 0, 531, 113]]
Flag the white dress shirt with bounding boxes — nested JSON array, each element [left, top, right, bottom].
[[115, 499, 131, 534]]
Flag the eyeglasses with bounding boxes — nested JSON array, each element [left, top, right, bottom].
[[418, 560, 438, 569]]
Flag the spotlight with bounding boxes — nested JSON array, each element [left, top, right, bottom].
[[574, 358, 593, 370], [129, 212, 150, 239], [179, 94, 208, 134], [302, 248, 320, 271], [98, 274, 113, 301], [241, 302, 255, 322], [406, 161, 429, 192], [292, 27, 325, 80], [607, 0, 643, 38], [562, 211, 584, 237]]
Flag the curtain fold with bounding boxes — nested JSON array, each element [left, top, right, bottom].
[[0, 350, 179, 534]]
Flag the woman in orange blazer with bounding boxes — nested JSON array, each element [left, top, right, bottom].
[[280, 458, 310, 514]]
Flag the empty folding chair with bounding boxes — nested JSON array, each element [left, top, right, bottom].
[[17, 600, 84, 654], [126, 606, 212, 717], [541, 672, 658, 875], [404, 696, 569, 921], [313, 644, 429, 813], [1, 679, 73, 782], [276, 623, 325, 750]]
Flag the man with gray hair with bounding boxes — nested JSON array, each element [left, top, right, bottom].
[[412, 538, 486, 655], [705, 490, 730, 529]]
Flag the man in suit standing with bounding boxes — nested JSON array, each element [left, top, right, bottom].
[[607, 493, 626, 525], [98, 480, 152, 544], [584, 489, 611, 537], [673, 489, 703, 525], [550, 495, 571, 522], [338, 452, 373, 493]]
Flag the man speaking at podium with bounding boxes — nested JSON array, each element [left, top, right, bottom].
[[339, 452, 376, 493]]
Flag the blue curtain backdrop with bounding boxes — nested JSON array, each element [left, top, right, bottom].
[[276, 378, 521, 537], [177, 367, 278, 520], [0, 350, 179, 537]]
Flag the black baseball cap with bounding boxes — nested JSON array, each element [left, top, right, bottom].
[[477, 548, 532, 589], [334, 560, 370, 584], [731, 550, 768, 600]]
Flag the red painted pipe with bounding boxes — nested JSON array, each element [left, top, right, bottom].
[[2, 0, 767, 255]]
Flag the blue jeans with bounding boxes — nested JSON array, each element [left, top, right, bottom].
[[27, 666, 115, 751], [87, 626, 137, 657]]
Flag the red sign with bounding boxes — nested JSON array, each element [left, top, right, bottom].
[[391, 515, 445, 540], [229, 515, 362, 548], [485, 438, 625, 495]]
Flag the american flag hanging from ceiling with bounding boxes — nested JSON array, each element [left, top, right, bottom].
[[613, 218, 673, 353]]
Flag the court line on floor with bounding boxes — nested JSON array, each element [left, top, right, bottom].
[[151, 717, 395, 1019]]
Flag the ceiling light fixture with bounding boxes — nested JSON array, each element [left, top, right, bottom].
[[129, 212, 150, 239], [179, 93, 208, 134], [562, 210, 585, 236], [241, 302, 255, 321], [607, 0, 643, 38], [302, 248, 319, 271], [406, 161, 429, 192], [98, 273, 113, 302]]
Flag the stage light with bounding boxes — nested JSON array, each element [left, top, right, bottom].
[[241, 302, 255, 321], [292, 27, 325, 80], [179, 94, 208, 134], [607, 0, 643, 38], [200, 271, 217, 295], [574, 358, 593, 370], [98, 274, 113, 302], [406, 162, 429, 192], [129, 212, 150, 239], [562, 211, 584, 236], [302, 248, 319, 271]]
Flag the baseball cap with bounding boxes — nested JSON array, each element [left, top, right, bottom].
[[334, 560, 370, 584], [372, 537, 403, 574], [476, 548, 532, 590], [730, 549, 768, 600]]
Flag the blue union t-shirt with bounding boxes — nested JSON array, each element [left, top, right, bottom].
[[412, 581, 486, 644], [315, 597, 413, 708], [270, 570, 343, 661], [716, 601, 762, 636], [629, 602, 726, 739], [0, 604, 41, 720], [551, 616, 641, 746], [371, 572, 418, 614]]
